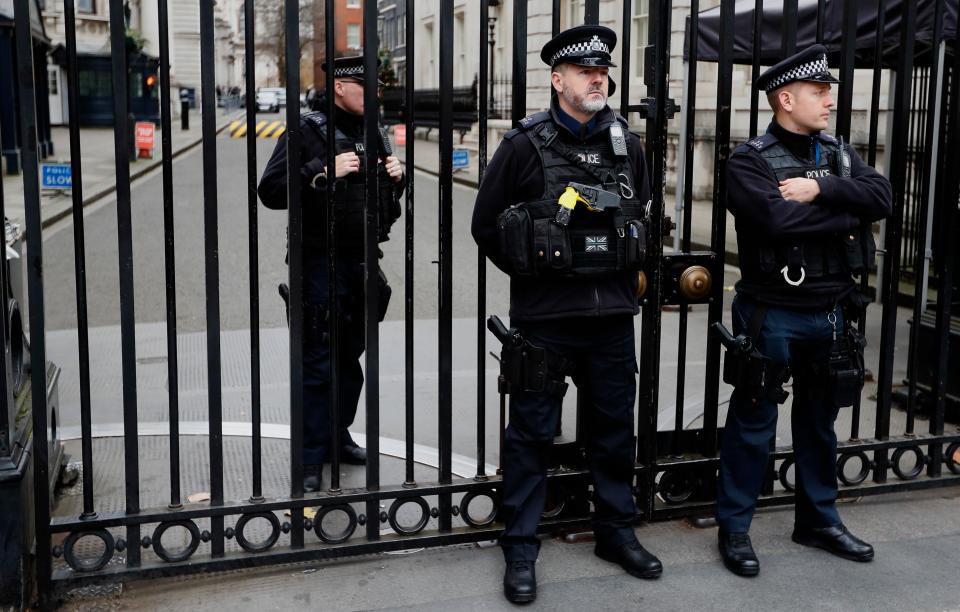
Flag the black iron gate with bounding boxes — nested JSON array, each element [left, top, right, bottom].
[[5, 0, 960, 604]]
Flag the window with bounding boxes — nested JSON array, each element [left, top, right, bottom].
[[346, 0, 360, 8], [347, 24, 361, 50], [77, 0, 94, 13], [47, 67, 58, 95], [562, 0, 585, 29], [632, 0, 649, 79], [397, 15, 405, 48]]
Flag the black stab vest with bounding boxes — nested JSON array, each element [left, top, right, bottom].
[[736, 132, 874, 298], [303, 112, 401, 248], [497, 112, 648, 278]]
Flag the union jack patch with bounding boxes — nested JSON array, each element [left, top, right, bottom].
[[585, 236, 608, 252]]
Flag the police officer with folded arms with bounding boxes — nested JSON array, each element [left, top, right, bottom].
[[472, 25, 661, 604], [715, 45, 892, 577], [258, 55, 404, 492]]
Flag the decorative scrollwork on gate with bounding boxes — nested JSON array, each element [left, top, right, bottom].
[[657, 470, 698, 504], [891, 446, 926, 480], [778, 459, 796, 492], [945, 442, 960, 475], [151, 519, 201, 563], [387, 497, 431, 536], [313, 504, 358, 545], [61, 529, 116, 572], [837, 451, 871, 486], [459, 490, 499, 528], [235, 511, 282, 553]]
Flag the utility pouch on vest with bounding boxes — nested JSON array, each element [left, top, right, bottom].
[[625, 219, 647, 269], [533, 218, 572, 273], [828, 325, 866, 407], [487, 316, 571, 397], [497, 206, 535, 276]]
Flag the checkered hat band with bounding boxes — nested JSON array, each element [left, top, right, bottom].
[[334, 66, 364, 77], [766, 54, 829, 91], [551, 40, 611, 64]]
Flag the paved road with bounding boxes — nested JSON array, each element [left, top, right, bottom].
[[42, 136, 506, 332]]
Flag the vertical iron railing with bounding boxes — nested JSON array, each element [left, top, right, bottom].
[[404, 0, 417, 488], [14, 0, 52, 597], [107, 0, 142, 568], [437, 0, 455, 532], [157, 0, 182, 510], [323, 0, 340, 497], [875, 0, 916, 484], [930, 21, 960, 478], [199, 0, 225, 558], [699, 0, 734, 458], [905, 0, 946, 436], [244, 0, 263, 503], [475, 0, 490, 483], [637, 0, 672, 516], [287, 0, 306, 545], [363, 0, 383, 540], [63, 0, 96, 519]]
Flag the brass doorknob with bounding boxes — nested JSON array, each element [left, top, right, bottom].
[[636, 271, 648, 299], [679, 265, 712, 300]]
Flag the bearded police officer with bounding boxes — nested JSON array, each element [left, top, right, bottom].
[[258, 55, 404, 492], [715, 45, 892, 577], [472, 25, 661, 603]]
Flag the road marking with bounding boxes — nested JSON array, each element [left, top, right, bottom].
[[227, 118, 286, 138]]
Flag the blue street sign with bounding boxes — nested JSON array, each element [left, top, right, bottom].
[[452, 148, 470, 170], [41, 163, 72, 190]]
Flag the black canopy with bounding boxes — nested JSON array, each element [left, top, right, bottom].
[[686, 0, 958, 67]]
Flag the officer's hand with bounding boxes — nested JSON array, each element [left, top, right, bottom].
[[778, 177, 820, 203], [335, 152, 361, 178], [383, 156, 403, 183]]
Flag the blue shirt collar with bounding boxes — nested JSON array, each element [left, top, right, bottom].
[[555, 102, 597, 139]]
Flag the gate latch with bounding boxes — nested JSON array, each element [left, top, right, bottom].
[[635, 97, 680, 120]]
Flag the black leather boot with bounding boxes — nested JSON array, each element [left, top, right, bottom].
[[340, 443, 367, 465], [595, 540, 663, 579], [503, 560, 537, 604], [792, 524, 874, 562], [303, 464, 323, 493], [718, 530, 760, 577]]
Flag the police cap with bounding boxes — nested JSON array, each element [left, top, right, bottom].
[[541, 25, 618, 95], [321, 55, 384, 85], [755, 44, 839, 94]]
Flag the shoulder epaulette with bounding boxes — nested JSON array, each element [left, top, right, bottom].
[[744, 133, 777, 151], [517, 111, 551, 130], [302, 111, 327, 128], [502, 128, 523, 141]]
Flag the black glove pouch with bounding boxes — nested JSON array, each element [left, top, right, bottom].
[[497, 206, 535, 276]]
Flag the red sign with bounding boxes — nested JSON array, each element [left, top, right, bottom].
[[394, 124, 406, 146], [135, 121, 155, 158]]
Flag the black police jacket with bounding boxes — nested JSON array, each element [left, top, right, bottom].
[[727, 121, 892, 309], [472, 98, 652, 322], [257, 99, 404, 257]]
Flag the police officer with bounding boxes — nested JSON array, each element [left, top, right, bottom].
[[258, 55, 404, 492], [472, 25, 662, 603], [716, 45, 892, 576]]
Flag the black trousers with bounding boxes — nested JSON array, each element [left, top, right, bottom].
[[301, 250, 365, 466], [499, 314, 639, 562]]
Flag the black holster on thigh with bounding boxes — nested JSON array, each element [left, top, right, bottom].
[[487, 316, 574, 397]]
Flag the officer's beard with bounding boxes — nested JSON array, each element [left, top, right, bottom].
[[566, 88, 607, 114]]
